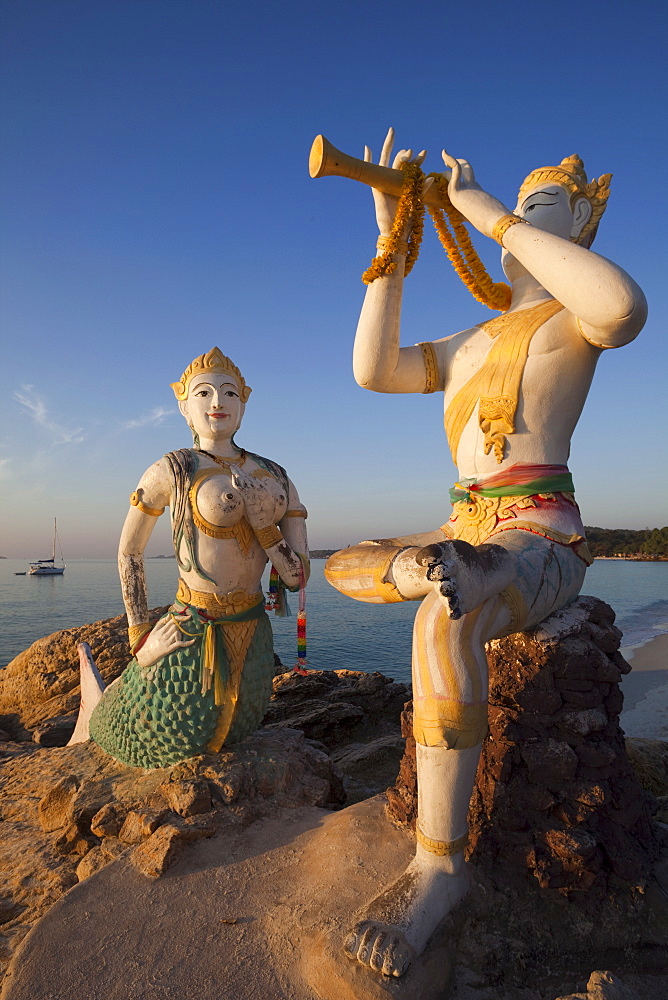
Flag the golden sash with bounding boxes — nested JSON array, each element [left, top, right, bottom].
[[444, 299, 564, 464]]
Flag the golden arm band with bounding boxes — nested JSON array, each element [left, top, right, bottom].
[[128, 622, 152, 652], [284, 507, 308, 518], [416, 828, 468, 857], [129, 490, 165, 517], [491, 213, 530, 246], [417, 341, 439, 394], [255, 524, 283, 549]]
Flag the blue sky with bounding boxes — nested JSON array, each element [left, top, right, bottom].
[[1, 0, 666, 558]]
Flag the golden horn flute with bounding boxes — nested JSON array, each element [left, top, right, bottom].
[[309, 135, 450, 211]]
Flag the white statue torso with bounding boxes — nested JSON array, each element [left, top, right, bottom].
[[436, 307, 601, 478]]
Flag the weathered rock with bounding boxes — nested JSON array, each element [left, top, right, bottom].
[[0, 726, 344, 978], [53, 820, 97, 857], [99, 837, 128, 861], [75, 846, 109, 882], [0, 607, 168, 731], [388, 596, 659, 897], [265, 668, 409, 800], [554, 970, 643, 1000], [330, 734, 405, 805], [118, 809, 167, 844], [386, 596, 666, 988], [31, 715, 76, 747], [90, 802, 124, 838], [37, 775, 80, 832], [0, 901, 21, 927], [130, 818, 217, 878], [624, 739, 668, 797], [158, 778, 212, 817]]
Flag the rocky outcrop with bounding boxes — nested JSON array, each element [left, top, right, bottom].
[[0, 727, 344, 977], [553, 969, 643, 1000], [0, 628, 409, 981], [1, 615, 410, 806], [388, 597, 660, 892], [264, 668, 409, 802], [0, 609, 166, 733], [2, 598, 666, 995], [387, 596, 667, 986]]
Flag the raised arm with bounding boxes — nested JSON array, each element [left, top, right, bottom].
[[353, 129, 443, 394], [441, 150, 647, 348]]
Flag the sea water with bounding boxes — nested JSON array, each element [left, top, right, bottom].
[[1, 558, 667, 683]]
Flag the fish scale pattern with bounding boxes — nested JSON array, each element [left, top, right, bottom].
[[89, 612, 275, 769]]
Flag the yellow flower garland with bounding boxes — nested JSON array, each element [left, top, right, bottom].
[[362, 166, 512, 313], [362, 162, 425, 284]]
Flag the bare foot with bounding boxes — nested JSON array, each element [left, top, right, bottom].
[[416, 539, 516, 619], [343, 851, 469, 977]]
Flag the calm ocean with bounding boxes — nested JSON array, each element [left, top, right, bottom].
[[1, 558, 667, 683]]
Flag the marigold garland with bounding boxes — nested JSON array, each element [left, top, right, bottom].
[[426, 173, 511, 312], [362, 162, 426, 284], [362, 165, 512, 313]]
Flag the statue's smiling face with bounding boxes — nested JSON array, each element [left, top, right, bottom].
[[180, 372, 244, 440]]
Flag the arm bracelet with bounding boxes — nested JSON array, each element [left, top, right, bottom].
[[130, 490, 165, 517], [128, 622, 152, 654], [255, 524, 283, 549], [491, 213, 530, 247]]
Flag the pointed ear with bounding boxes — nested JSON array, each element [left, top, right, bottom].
[[571, 196, 592, 240]]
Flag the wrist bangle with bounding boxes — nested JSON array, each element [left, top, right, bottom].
[[128, 622, 152, 653], [376, 235, 409, 256], [255, 524, 283, 549], [492, 213, 530, 247]]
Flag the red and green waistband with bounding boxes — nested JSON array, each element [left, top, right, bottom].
[[449, 463, 574, 505]]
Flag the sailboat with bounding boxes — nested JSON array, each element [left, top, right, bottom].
[[29, 518, 65, 576]]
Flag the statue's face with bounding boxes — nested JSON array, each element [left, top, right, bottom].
[[514, 183, 581, 240], [502, 182, 593, 280], [180, 372, 244, 441]]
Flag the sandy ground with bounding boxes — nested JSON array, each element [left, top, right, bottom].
[[620, 632, 668, 739]]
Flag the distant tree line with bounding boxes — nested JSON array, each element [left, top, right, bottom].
[[585, 526, 668, 558]]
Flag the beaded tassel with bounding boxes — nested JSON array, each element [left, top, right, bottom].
[[294, 562, 308, 674], [265, 566, 280, 612]]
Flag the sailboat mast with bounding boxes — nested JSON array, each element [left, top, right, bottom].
[[53, 517, 57, 562]]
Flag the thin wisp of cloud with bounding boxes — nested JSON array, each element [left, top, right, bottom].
[[14, 385, 85, 445], [124, 406, 172, 430]]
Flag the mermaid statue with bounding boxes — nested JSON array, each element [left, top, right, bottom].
[[69, 347, 309, 768]]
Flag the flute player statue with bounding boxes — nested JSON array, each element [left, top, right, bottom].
[[314, 130, 647, 978], [69, 347, 309, 767]]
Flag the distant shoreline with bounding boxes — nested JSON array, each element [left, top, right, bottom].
[[595, 556, 668, 562]]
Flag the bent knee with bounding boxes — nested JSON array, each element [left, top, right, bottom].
[[324, 542, 406, 604]]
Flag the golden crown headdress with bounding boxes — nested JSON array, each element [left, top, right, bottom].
[[170, 347, 252, 402], [517, 155, 612, 244]]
